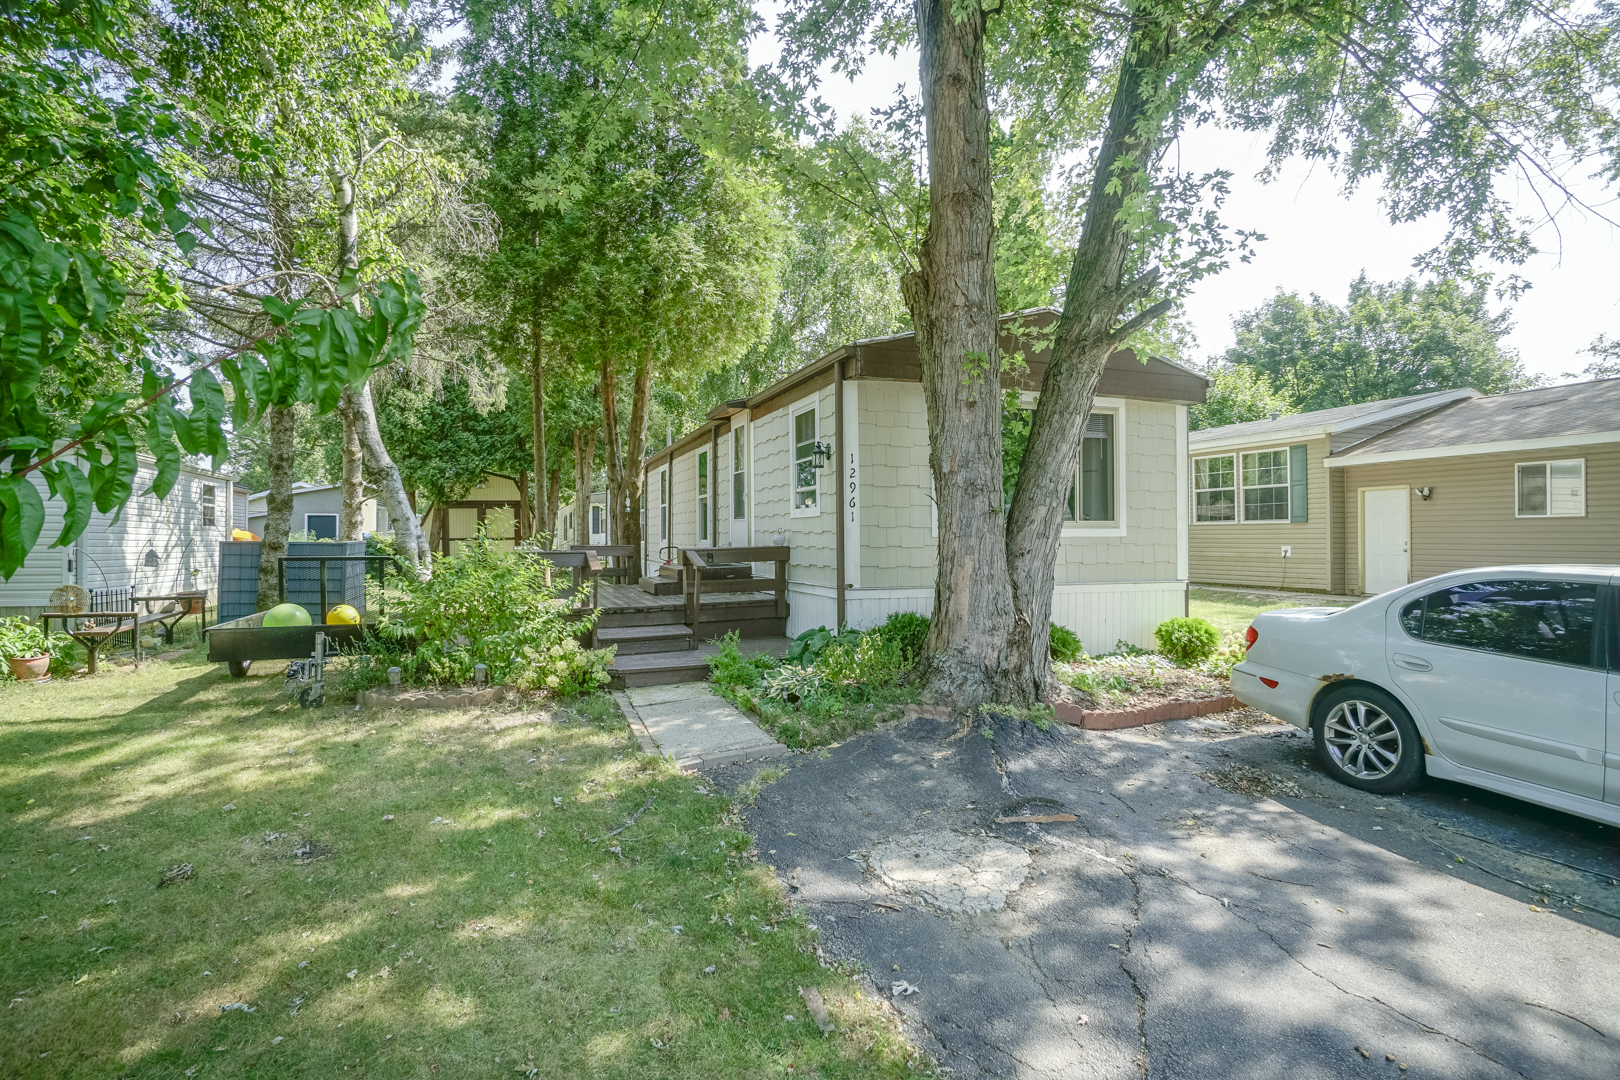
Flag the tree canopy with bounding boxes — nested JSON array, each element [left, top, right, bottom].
[[1220, 273, 1535, 413]]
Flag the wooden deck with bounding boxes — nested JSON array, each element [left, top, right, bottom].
[[607, 635, 793, 688], [594, 581, 776, 613]]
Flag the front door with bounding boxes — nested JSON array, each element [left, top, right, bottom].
[[1391, 578, 1608, 800], [1363, 487, 1409, 595]]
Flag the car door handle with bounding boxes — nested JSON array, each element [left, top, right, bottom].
[[1392, 653, 1432, 672]]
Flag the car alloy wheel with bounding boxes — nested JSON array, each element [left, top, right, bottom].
[[1321, 699, 1403, 780]]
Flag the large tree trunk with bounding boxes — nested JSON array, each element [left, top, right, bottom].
[[337, 389, 366, 540], [255, 403, 298, 611], [619, 356, 652, 564], [1005, 22, 1176, 697], [573, 428, 596, 545], [544, 463, 562, 541], [904, 0, 1020, 707], [353, 382, 430, 570], [530, 329, 546, 541], [600, 355, 628, 549]]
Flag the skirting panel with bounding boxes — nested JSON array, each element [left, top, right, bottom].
[[1052, 580, 1187, 656]]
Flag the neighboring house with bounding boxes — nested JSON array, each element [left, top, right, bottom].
[[0, 456, 236, 617], [1188, 378, 1620, 595], [557, 491, 612, 549], [423, 473, 521, 555], [642, 308, 1210, 651], [1328, 377, 1620, 594], [232, 484, 251, 536], [1187, 389, 1480, 593], [247, 481, 385, 541]]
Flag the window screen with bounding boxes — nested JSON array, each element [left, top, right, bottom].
[[1517, 460, 1584, 517], [1241, 449, 1289, 521], [793, 408, 818, 511], [1406, 579, 1599, 667], [732, 428, 746, 519], [201, 484, 216, 526], [306, 513, 337, 540], [1194, 455, 1236, 523]]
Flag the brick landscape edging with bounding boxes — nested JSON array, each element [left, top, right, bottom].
[[1047, 694, 1237, 731]]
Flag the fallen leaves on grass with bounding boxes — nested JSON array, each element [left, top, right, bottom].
[[157, 863, 194, 887], [1198, 764, 1306, 800]]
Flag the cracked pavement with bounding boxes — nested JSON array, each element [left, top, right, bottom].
[[737, 710, 1620, 1078]]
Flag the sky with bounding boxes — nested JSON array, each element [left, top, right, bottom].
[[744, 17, 1620, 384]]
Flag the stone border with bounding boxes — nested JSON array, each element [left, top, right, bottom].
[[357, 686, 510, 710], [1049, 694, 1237, 731]]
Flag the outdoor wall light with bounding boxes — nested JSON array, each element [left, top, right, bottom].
[[809, 440, 834, 469], [1415, 486, 1433, 500]]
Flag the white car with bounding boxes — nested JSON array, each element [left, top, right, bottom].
[[1233, 565, 1620, 827]]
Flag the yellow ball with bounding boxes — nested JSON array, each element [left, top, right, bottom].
[[325, 604, 361, 626]]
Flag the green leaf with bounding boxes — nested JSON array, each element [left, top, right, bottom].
[[143, 410, 181, 499], [43, 460, 92, 549], [0, 474, 46, 580]]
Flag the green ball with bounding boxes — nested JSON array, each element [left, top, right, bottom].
[[263, 603, 313, 627]]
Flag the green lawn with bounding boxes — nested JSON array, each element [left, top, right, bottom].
[[1, 653, 916, 1079], [1189, 586, 1358, 639]]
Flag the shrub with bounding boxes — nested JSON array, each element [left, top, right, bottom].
[[814, 631, 908, 699], [877, 611, 930, 666], [784, 625, 860, 667], [375, 536, 612, 693], [707, 630, 776, 692], [1154, 616, 1221, 665], [1048, 622, 1083, 662]]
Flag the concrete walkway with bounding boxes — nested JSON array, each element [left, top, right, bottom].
[[613, 682, 789, 771]]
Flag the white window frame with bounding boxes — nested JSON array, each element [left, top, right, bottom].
[[1061, 405, 1124, 534], [696, 448, 710, 542], [790, 397, 821, 517], [201, 483, 216, 527], [304, 512, 338, 539], [732, 426, 747, 520], [1239, 446, 1291, 522], [657, 466, 669, 542], [1516, 458, 1586, 518], [1193, 444, 1294, 525], [1061, 400, 1127, 537], [1192, 452, 1237, 525]]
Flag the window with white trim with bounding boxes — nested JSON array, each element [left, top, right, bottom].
[[1241, 449, 1290, 521], [697, 449, 710, 541], [305, 513, 338, 540], [732, 427, 747, 519], [1517, 458, 1585, 517], [792, 405, 819, 514], [658, 467, 668, 542], [1193, 454, 1236, 523], [201, 484, 216, 526], [1062, 412, 1116, 523]]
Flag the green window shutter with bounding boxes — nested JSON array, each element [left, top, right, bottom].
[[1289, 444, 1308, 523]]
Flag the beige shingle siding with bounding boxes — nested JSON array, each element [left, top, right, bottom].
[[1340, 442, 1620, 595], [857, 381, 935, 589], [1188, 434, 1333, 592], [1056, 400, 1182, 583]]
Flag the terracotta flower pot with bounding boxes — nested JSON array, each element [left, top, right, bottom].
[[7, 654, 50, 681]]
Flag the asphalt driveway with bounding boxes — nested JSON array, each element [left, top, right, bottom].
[[737, 709, 1620, 1079]]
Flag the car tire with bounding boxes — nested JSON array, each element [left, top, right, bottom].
[[1311, 684, 1424, 795]]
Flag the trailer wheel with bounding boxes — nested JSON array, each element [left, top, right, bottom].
[[228, 659, 252, 678]]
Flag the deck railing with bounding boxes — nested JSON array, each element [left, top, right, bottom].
[[679, 546, 789, 630]]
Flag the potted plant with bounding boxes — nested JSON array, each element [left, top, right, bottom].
[[0, 617, 66, 681]]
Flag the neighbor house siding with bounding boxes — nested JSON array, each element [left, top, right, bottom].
[[0, 472, 70, 616], [1340, 442, 1620, 595], [1188, 434, 1332, 592]]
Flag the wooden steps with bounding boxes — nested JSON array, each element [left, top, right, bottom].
[[608, 636, 794, 689], [593, 623, 694, 654]]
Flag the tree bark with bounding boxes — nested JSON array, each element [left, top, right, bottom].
[[255, 403, 297, 611], [353, 381, 431, 570], [619, 356, 652, 564], [904, 0, 1020, 707], [544, 463, 562, 541], [573, 428, 596, 545], [530, 329, 546, 541], [1005, 22, 1177, 697], [337, 389, 366, 540], [516, 469, 529, 543], [600, 354, 627, 549]]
